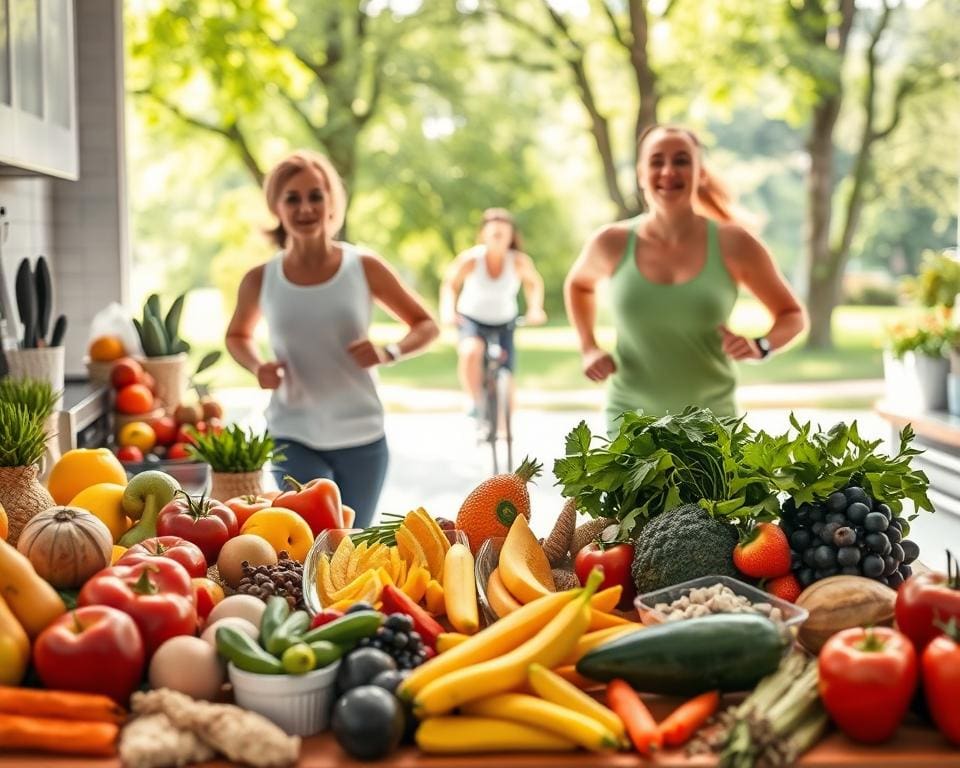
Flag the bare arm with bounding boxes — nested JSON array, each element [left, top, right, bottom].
[[719, 225, 808, 359], [224, 266, 285, 389], [350, 253, 439, 367], [514, 252, 547, 324]]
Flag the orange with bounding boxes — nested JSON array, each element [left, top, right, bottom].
[[69, 483, 130, 542], [455, 457, 541, 554], [88, 335, 126, 362], [241, 508, 314, 563], [118, 421, 157, 452], [0, 503, 7, 541], [47, 448, 128, 505], [116, 383, 155, 415]]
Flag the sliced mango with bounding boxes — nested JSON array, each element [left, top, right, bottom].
[[316, 554, 339, 604], [329, 536, 356, 590], [498, 514, 556, 604], [402, 511, 446, 580], [401, 564, 430, 603], [396, 526, 427, 570]]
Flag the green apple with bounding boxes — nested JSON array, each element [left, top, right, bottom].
[[118, 470, 180, 547]]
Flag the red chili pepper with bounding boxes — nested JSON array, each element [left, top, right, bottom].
[[818, 626, 918, 744], [77, 558, 197, 658], [380, 584, 444, 649], [273, 476, 343, 536]]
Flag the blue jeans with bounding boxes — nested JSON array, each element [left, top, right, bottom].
[[270, 436, 389, 529]]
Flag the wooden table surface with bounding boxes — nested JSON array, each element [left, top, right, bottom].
[[3, 699, 956, 768]]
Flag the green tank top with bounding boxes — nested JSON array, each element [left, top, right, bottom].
[[606, 218, 738, 431]]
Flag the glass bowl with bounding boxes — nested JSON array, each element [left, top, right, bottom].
[[302, 526, 467, 615], [474, 536, 505, 626], [633, 574, 808, 638], [123, 458, 210, 496]]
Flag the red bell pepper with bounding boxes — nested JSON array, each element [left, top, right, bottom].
[[309, 608, 345, 630], [818, 626, 918, 744], [922, 618, 960, 746], [32, 606, 145, 704], [273, 475, 343, 535], [895, 550, 960, 652], [77, 558, 197, 657], [574, 541, 636, 604], [381, 584, 443, 650], [117, 535, 208, 579]]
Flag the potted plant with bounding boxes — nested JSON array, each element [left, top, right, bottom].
[[0, 377, 61, 479], [134, 292, 191, 414], [188, 424, 285, 502], [886, 314, 952, 412], [0, 401, 56, 545]]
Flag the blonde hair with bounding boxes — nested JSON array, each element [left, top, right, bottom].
[[263, 150, 347, 247], [478, 207, 523, 251], [637, 124, 738, 224]]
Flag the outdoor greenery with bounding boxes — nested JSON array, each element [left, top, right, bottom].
[[124, 1, 958, 362]]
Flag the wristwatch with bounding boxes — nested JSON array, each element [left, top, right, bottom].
[[754, 337, 772, 359], [383, 343, 402, 364]]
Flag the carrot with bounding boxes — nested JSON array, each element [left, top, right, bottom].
[[606, 678, 662, 755], [0, 714, 118, 756], [0, 686, 126, 724], [657, 690, 720, 748]]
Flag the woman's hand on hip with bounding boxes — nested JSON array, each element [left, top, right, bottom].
[[718, 325, 762, 360], [582, 347, 616, 382], [347, 338, 388, 368], [257, 361, 286, 389]]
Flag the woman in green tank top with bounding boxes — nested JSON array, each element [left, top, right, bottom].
[[564, 125, 807, 434]]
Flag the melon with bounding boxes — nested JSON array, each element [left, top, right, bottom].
[[17, 506, 113, 589], [795, 575, 896, 653]]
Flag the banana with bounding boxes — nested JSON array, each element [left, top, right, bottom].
[[435, 632, 470, 653], [415, 716, 576, 753], [413, 570, 602, 716], [398, 587, 582, 700], [462, 693, 620, 752], [528, 662, 626, 744], [560, 624, 644, 666], [442, 543, 478, 634]]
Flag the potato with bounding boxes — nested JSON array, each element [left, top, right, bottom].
[[204, 594, 266, 631], [149, 636, 225, 701], [201, 616, 259, 649]]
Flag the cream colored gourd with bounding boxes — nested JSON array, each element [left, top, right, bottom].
[[17, 506, 113, 589], [795, 574, 897, 653]]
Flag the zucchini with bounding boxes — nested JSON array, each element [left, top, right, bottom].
[[576, 613, 787, 695], [300, 610, 382, 646]]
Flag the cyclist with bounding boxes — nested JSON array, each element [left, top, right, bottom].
[[440, 208, 548, 418]]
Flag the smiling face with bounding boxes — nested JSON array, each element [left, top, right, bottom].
[[274, 165, 332, 242], [638, 128, 702, 211], [481, 218, 515, 250]]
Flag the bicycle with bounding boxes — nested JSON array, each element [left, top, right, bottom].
[[475, 318, 520, 475]]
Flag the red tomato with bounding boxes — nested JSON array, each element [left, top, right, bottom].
[[110, 357, 143, 389], [224, 494, 275, 529], [922, 627, 960, 745], [895, 554, 960, 651], [574, 541, 636, 602], [167, 442, 192, 461], [33, 605, 145, 704], [116, 445, 144, 463], [192, 577, 225, 623], [157, 493, 238, 563], [309, 608, 345, 629], [272, 475, 343, 536], [149, 416, 178, 447], [77, 558, 197, 658], [118, 535, 208, 578], [818, 626, 918, 743]]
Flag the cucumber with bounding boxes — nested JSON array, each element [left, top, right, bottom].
[[216, 626, 284, 675], [259, 596, 291, 650], [265, 610, 311, 656], [300, 610, 382, 646], [576, 613, 787, 695]]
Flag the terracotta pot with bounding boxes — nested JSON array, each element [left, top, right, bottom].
[[0, 465, 56, 546], [140, 353, 188, 415]]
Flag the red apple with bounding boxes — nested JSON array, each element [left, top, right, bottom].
[[116, 445, 144, 463], [167, 442, 192, 461], [110, 357, 143, 389], [149, 416, 178, 447]]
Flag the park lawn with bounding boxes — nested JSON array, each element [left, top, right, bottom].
[[200, 301, 898, 391]]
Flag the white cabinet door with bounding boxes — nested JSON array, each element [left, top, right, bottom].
[[0, 0, 77, 179]]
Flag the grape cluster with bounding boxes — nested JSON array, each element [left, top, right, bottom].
[[781, 486, 919, 589], [235, 551, 305, 610], [356, 612, 428, 670]]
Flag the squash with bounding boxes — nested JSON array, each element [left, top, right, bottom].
[[0, 594, 29, 685], [16, 506, 113, 590], [795, 575, 896, 653], [0, 539, 65, 638]]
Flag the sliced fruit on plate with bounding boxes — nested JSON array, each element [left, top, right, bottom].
[[329, 536, 355, 589]]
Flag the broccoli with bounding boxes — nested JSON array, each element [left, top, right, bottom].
[[631, 503, 740, 594]]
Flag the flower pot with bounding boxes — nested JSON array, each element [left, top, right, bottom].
[[910, 351, 948, 412], [6, 346, 65, 410], [140, 353, 188, 415], [209, 470, 265, 503], [0, 465, 56, 546], [948, 375, 960, 417]]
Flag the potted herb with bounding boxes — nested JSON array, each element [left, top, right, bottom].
[[0, 401, 56, 545], [0, 377, 62, 478], [134, 292, 191, 414], [188, 424, 285, 502], [885, 314, 953, 412]]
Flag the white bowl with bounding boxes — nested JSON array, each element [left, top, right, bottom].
[[228, 659, 340, 736]]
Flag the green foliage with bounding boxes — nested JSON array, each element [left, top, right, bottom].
[[188, 424, 285, 473], [134, 292, 190, 357], [887, 312, 956, 359], [902, 251, 960, 309], [0, 402, 49, 468], [0, 377, 60, 422]]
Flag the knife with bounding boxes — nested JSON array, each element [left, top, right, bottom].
[[35, 256, 52, 345]]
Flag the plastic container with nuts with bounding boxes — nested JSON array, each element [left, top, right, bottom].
[[634, 575, 808, 637]]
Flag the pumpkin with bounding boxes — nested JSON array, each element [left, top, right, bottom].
[[795, 575, 897, 653], [16, 506, 113, 589]]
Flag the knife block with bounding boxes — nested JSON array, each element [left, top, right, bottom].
[[6, 346, 66, 409]]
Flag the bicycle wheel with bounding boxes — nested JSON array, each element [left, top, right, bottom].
[[497, 367, 513, 472], [484, 364, 500, 474]]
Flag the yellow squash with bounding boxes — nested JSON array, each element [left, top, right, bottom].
[[528, 662, 626, 743], [0, 539, 66, 638], [442, 543, 478, 634], [0, 595, 29, 685], [416, 716, 576, 753]]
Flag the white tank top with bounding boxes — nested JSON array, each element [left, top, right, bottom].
[[455, 245, 521, 325], [259, 245, 384, 450]]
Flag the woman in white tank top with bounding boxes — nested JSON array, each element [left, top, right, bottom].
[[440, 208, 548, 415], [225, 150, 439, 528]]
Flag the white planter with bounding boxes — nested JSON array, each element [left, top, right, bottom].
[[911, 352, 948, 412], [882, 351, 919, 405]]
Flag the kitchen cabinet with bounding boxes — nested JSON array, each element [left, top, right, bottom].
[[0, 0, 78, 180]]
